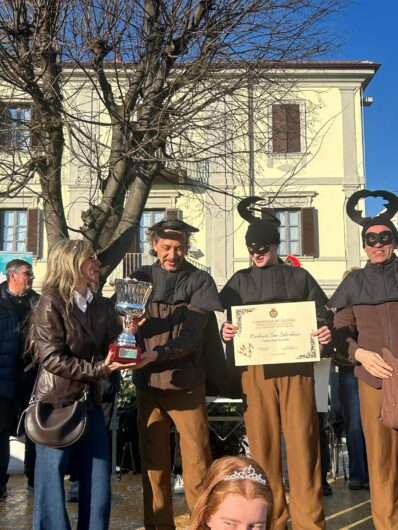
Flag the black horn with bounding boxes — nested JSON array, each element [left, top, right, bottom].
[[346, 189, 398, 226]]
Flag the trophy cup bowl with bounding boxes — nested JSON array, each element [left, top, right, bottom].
[[109, 278, 153, 364]]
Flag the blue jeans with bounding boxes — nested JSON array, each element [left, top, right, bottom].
[[338, 368, 369, 484], [33, 405, 111, 530]]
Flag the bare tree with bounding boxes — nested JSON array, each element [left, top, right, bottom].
[[0, 0, 344, 282]]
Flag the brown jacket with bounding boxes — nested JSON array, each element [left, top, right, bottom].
[[333, 301, 398, 389], [134, 300, 210, 392], [33, 290, 121, 405], [132, 261, 224, 392]]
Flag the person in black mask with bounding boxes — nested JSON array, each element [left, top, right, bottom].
[[220, 197, 331, 530], [331, 189, 398, 530]]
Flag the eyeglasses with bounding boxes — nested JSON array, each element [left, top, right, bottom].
[[364, 231, 394, 247]]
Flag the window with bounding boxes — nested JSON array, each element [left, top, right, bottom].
[[1, 210, 27, 251], [271, 103, 301, 153], [276, 210, 301, 255], [0, 105, 33, 150], [262, 207, 317, 257], [0, 208, 40, 255], [138, 210, 165, 254]]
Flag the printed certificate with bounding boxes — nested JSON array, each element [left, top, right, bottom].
[[231, 301, 320, 366]]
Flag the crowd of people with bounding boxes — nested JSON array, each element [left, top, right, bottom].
[[0, 187, 397, 530]]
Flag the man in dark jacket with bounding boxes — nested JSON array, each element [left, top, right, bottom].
[[0, 297, 19, 500], [331, 190, 398, 529], [220, 203, 330, 530], [130, 219, 224, 530], [0, 259, 39, 491]]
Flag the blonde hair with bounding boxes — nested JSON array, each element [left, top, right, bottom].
[[190, 456, 273, 530], [42, 239, 97, 314]]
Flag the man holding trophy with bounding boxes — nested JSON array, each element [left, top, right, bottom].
[[126, 218, 224, 530], [220, 197, 331, 530]]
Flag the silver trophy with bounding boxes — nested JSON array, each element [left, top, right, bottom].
[[110, 278, 153, 363]]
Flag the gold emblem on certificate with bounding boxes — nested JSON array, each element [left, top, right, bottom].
[[231, 301, 320, 366]]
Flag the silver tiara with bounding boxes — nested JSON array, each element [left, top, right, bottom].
[[225, 465, 267, 485]]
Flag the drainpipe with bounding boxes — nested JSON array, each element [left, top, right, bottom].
[[248, 81, 255, 196]]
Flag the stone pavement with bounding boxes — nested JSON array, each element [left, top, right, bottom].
[[0, 472, 374, 530]]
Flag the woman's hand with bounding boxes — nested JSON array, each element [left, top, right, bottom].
[[355, 347, 393, 378], [221, 321, 239, 342], [105, 349, 157, 372]]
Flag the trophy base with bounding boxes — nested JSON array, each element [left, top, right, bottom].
[[109, 343, 142, 364]]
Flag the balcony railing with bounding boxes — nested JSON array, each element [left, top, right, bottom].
[[108, 253, 210, 284]]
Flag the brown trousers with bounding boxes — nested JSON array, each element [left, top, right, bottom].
[[136, 384, 212, 530], [359, 380, 398, 529], [242, 366, 325, 530]]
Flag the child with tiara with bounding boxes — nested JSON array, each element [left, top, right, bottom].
[[190, 456, 273, 530]]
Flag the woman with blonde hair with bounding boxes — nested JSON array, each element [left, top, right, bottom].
[[31, 239, 155, 530], [190, 455, 273, 530]]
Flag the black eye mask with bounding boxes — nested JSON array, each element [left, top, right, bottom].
[[364, 231, 394, 247], [248, 244, 271, 256]]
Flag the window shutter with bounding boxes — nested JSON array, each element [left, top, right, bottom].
[[286, 104, 301, 153], [27, 208, 40, 256], [272, 105, 287, 153], [272, 103, 301, 153], [301, 207, 317, 256]]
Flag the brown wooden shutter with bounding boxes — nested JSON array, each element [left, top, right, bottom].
[[272, 105, 287, 153], [286, 104, 300, 153], [301, 207, 317, 256], [27, 208, 40, 256], [272, 104, 301, 153]]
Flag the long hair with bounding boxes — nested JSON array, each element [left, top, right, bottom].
[[42, 239, 96, 308], [27, 239, 96, 356], [190, 456, 273, 530]]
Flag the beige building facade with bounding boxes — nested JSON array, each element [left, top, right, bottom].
[[0, 62, 379, 296]]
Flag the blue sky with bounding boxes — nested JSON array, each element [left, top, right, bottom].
[[330, 0, 397, 200]]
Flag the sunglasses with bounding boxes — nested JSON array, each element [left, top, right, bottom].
[[364, 231, 394, 247]]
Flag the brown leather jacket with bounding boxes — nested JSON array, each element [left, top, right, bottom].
[[33, 290, 121, 405]]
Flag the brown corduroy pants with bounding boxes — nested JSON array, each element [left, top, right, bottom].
[[242, 365, 325, 530], [358, 380, 398, 529], [136, 384, 212, 530]]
